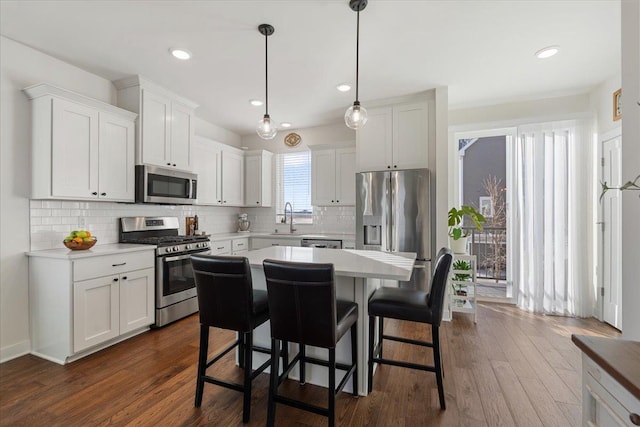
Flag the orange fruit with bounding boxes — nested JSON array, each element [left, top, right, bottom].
[[85, 231, 91, 237], [73, 237, 83, 243]]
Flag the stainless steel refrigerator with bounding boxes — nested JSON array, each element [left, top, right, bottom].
[[356, 168, 432, 290]]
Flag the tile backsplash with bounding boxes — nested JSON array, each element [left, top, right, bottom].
[[245, 205, 356, 235], [29, 200, 242, 251]]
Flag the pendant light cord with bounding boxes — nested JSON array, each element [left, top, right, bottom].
[[355, 9, 360, 103], [265, 32, 269, 116]]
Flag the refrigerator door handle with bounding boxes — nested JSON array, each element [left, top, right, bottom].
[[389, 171, 395, 252]]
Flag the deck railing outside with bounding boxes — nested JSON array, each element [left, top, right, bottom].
[[463, 226, 507, 281]]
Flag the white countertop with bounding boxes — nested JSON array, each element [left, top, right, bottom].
[[245, 246, 415, 280], [26, 243, 156, 259]]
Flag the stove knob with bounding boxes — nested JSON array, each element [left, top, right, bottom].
[[196, 243, 202, 248], [185, 244, 191, 250]]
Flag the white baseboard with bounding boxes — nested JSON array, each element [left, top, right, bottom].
[[0, 340, 30, 364]]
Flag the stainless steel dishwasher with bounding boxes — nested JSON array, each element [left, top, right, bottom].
[[300, 238, 342, 249]]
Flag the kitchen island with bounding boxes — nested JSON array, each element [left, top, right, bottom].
[[244, 246, 416, 396]]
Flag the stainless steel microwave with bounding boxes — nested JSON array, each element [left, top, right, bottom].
[[135, 165, 197, 204]]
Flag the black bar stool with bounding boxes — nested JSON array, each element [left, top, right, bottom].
[[263, 259, 358, 427], [191, 254, 286, 423], [367, 248, 453, 409]]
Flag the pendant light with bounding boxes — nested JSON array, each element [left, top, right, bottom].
[[344, 0, 368, 130], [256, 24, 277, 140]]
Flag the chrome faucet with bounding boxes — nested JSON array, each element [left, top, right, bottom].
[[284, 202, 297, 234]]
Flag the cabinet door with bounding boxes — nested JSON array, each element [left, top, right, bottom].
[[119, 268, 155, 334], [98, 112, 135, 201], [312, 149, 337, 206], [73, 275, 119, 352], [193, 139, 222, 205], [221, 149, 244, 206], [245, 154, 262, 206], [335, 148, 356, 205], [141, 89, 171, 167], [170, 102, 193, 171], [393, 102, 429, 169], [356, 107, 393, 172], [51, 98, 99, 198]]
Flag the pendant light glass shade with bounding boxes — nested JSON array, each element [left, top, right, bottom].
[[345, 101, 368, 130], [345, 0, 368, 130], [256, 113, 277, 139], [257, 24, 277, 140]]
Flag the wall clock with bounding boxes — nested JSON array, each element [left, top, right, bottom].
[[284, 132, 301, 147]]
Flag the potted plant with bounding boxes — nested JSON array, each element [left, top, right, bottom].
[[448, 205, 486, 254]]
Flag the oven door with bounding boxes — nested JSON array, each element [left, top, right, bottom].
[[156, 249, 210, 308]]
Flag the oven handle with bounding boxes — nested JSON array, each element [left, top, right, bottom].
[[163, 250, 210, 263]]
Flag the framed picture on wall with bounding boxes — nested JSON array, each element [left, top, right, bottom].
[[613, 88, 622, 121], [479, 196, 493, 218]]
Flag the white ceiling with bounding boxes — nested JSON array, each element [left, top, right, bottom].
[[0, 0, 620, 136]]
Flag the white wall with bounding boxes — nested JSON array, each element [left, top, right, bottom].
[[0, 36, 118, 362], [590, 75, 623, 136], [194, 117, 242, 148], [449, 93, 592, 129], [241, 122, 355, 153], [620, 0, 640, 340]]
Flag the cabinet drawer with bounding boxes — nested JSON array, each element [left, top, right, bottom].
[[210, 240, 231, 255], [73, 251, 154, 282], [232, 238, 249, 251]]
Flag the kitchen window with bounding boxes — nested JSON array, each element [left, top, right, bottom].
[[275, 151, 313, 224]]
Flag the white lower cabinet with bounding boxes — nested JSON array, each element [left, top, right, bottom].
[[250, 237, 302, 250], [28, 248, 155, 364]]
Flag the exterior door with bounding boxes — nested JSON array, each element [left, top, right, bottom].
[[602, 135, 622, 329]]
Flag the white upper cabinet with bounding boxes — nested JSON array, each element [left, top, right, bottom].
[[356, 101, 429, 171], [244, 150, 273, 207], [24, 84, 136, 202], [311, 147, 356, 206], [115, 76, 197, 172], [192, 136, 223, 205], [221, 148, 244, 206]]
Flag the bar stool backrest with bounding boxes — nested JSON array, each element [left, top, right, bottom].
[[263, 260, 337, 348], [191, 255, 255, 332], [426, 248, 454, 326]]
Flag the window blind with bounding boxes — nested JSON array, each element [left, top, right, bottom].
[[275, 151, 313, 223]]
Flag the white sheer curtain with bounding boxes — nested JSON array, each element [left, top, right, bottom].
[[510, 119, 594, 316]]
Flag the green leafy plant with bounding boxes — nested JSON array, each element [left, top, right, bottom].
[[448, 205, 486, 240], [451, 259, 471, 295], [600, 174, 640, 202]]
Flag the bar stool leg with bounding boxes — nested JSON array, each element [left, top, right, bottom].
[[267, 338, 280, 427], [378, 317, 384, 358], [350, 323, 358, 396], [432, 325, 445, 410], [238, 332, 245, 369], [328, 348, 336, 427], [242, 331, 253, 422], [368, 315, 375, 394], [195, 324, 209, 407], [299, 344, 306, 385]]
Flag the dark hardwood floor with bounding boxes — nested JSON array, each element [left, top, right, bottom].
[[0, 303, 618, 426]]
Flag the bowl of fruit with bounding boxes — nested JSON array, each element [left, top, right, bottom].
[[63, 230, 97, 250]]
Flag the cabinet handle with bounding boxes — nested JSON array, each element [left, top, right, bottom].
[[336, 200, 339, 203], [271, 243, 280, 246], [92, 192, 98, 196], [394, 165, 397, 168], [100, 192, 106, 196], [172, 163, 176, 167], [631, 414, 640, 426], [237, 243, 244, 247], [167, 163, 171, 166], [387, 165, 391, 169], [113, 278, 119, 282], [122, 276, 127, 280], [256, 201, 259, 204], [223, 201, 227, 204], [112, 262, 126, 267], [331, 200, 334, 203], [217, 247, 225, 250]]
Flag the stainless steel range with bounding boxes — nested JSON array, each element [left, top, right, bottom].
[[119, 216, 211, 327]]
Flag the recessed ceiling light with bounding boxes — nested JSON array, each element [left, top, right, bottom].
[[170, 48, 192, 60], [535, 45, 560, 59], [336, 83, 351, 92], [280, 122, 292, 128], [250, 99, 264, 107], [241, 146, 249, 150]]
